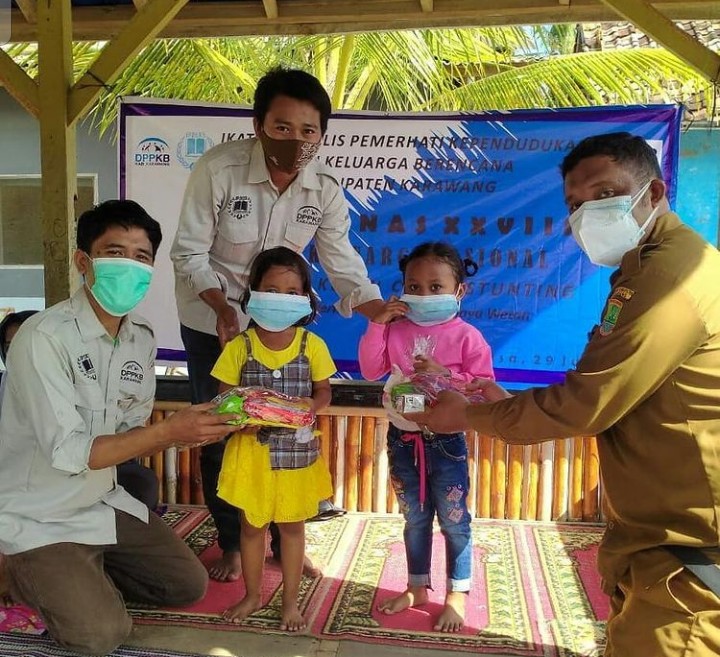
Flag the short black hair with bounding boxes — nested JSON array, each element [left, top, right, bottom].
[[240, 246, 318, 326], [0, 310, 38, 362], [76, 200, 162, 257], [254, 67, 332, 135], [561, 131, 662, 182], [399, 241, 478, 285]]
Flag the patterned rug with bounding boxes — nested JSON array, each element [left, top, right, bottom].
[[0, 632, 209, 657], [129, 507, 608, 655]]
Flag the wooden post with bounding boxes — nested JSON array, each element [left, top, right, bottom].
[[37, 0, 77, 305], [537, 442, 554, 521], [374, 418, 389, 513], [359, 417, 375, 512], [317, 414, 332, 468]]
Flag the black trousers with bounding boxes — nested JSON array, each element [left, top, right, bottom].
[[180, 323, 281, 558]]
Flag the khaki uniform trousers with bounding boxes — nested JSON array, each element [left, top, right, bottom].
[[6, 509, 208, 656], [605, 548, 720, 657]]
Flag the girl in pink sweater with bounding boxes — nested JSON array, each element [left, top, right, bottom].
[[358, 241, 494, 633]]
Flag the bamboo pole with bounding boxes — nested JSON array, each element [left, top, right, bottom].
[[477, 434, 492, 518], [359, 417, 375, 512], [151, 451, 164, 504], [374, 419, 389, 513], [178, 448, 191, 505], [190, 446, 203, 505], [317, 414, 332, 468], [344, 416, 361, 512], [332, 416, 345, 509], [525, 444, 540, 521], [552, 438, 569, 520], [164, 447, 177, 505], [491, 439, 507, 519], [506, 443, 524, 520], [583, 436, 600, 521], [570, 436, 584, 521], [466, 431, 477, 517], [537, 442, 554, 521]]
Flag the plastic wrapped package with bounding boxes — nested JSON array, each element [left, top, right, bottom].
[[213, 386, 315, 428]]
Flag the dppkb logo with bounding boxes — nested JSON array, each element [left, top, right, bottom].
[[134, 137, 171, 166], [0, 0, 9, 45], [177, 132, 214, 170]]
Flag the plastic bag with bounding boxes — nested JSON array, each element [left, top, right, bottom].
[[213, 386, 315, 429], [382, 367, 486, 431]]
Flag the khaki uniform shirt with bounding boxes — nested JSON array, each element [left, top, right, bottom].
[[0, 289, 154, 554], [467, 212, 720, 591], [171, 138, 381, 335]]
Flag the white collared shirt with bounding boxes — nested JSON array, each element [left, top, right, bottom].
[[170, 137, 381, 335], [0, 288, 154, 554]]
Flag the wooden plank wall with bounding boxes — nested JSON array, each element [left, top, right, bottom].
[[148, 402, 603, 522]]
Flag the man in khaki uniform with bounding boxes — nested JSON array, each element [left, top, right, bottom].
[[410, 132, 720, 656]]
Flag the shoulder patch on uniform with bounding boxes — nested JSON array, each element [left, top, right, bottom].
[[612, 286, 634, 301], [599, 298, 623, 336]]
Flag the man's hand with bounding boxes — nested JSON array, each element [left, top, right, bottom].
[[403, 390, 472, 434], [215, 305, 240, 348], [413, 355, 449, 375], [467, 378, 512, 402], [367, 296, 408, 325], [160, 402, 240, 448]]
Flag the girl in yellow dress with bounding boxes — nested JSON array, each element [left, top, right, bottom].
[[211, 247, 335, 631]]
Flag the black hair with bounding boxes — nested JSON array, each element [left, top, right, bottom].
[[561, 131, 663, 182], [254, 67, 332, 135], [76, 200, 162, 257], [399, 241, 478, 285], [0, 310, 39, 362], [240, 246, 318, 326]]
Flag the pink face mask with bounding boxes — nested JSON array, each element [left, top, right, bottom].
[[258, 130, 321, 173]]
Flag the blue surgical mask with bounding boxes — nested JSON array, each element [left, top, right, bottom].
[[87, 257, 153, 317], [246, 290, 312, 332], [400, 294, 460, 327]]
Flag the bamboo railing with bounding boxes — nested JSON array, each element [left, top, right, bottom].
[[147, 401, 604, 522]]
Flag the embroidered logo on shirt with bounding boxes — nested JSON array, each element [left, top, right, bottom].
[[599, 298, 623, 336], [296, 205, 322, 226], [77, 354, 97, 380], [227, 195, 253, 220], [120, 360, 144, 384], [612, 286, 635, 301]]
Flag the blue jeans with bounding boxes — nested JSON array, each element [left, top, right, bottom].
[[387, 425, 472, 592]]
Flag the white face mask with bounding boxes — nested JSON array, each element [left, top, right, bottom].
[[568, 181, 658, 268]]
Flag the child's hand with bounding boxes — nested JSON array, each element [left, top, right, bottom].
[[467, 378, 512, 402], [301, 397, 316, 413], [413, 355, 449, 376], [370, 296, 408, 325]]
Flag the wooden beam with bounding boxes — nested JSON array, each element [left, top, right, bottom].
[[420, 0, 434, 12], [37, 0, 77, 305], [67, 0, 190, 125], [14, 0, 37, 24], [599, 0, 720, 82], [132, 0, 148, 9], [262, 0, 279, 20], [0, 48, 39, 117], [8, 0, 720, 42]]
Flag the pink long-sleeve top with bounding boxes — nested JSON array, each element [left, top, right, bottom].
[[358, 317, 495, 382]]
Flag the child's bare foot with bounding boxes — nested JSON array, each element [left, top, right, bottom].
[[280, 600, 307, 632], [377, 586, 428, 614], [270, 554, 322, 578], [208, 551, 242, 582], [434, 591, 466, 632], [221, 593, 262, 623]]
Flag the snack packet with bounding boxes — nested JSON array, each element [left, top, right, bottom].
[[213, 386, 315, 428]]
